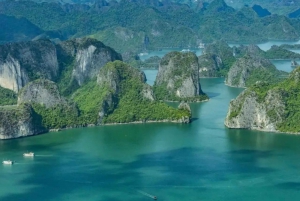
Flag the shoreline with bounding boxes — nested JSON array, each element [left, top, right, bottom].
[[1, 118, 192, 140], [224, 124, 300, 135]]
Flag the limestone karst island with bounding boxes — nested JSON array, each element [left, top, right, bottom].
[[1, 0, 300, 200]]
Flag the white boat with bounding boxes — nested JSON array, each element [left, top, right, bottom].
[[181, 49, 190, 53], [198, 43, 205, 49], [2, 160, 13, 165], [138, 52, 149, 56], [23, 152, 34, 157]]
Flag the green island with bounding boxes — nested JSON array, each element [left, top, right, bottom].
[[225, 67, 300, 133]]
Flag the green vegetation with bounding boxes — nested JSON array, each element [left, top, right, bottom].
[[153, 84, 208, 102], [31, 103, 79, 129], [71, 61, 191, 124], [0, 14, 42, 44], [1, 0, 300, 53], [245, 67, 286, 87], [72, 79, 110, 125], [102, 61, 191, 123], [56, 55, 79, 97], [0, 86, 17, 106], [247, 67, 300, 133], [264, 45, 300, 59]]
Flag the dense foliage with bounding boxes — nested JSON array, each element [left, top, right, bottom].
[[0, 86, 17, 106], [72, 79, 110, 125], [249, 67, 300, 133], [0, 14, 42, 44], [1, 0, 300, 53], [31, 103, 79, 129], [264, 46, 300, 59], [103, 61, 191, 123]]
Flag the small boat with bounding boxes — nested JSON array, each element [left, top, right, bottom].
[[2, 160, 13, 165], [198, 43, 205, 49], [291, 60, 298, 67], [181, 49, 190, 53], [138, 52, 149, 56], [23, 152, 34, 157]]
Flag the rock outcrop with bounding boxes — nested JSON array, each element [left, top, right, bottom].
[[224, 85, 285, 132], [225, 67, 300, 133], [57, 38, 122, 86], [18, 79, 67, 108], [225, 54, 285, 88], [0, 104, 45, 139], [154, 51, 208, 102], [198, 53, 223, 77], [0, 38, 122, 94], [199, 40, 235, 77], [73, 60, 192, 124], [0, 40, 59, 92]]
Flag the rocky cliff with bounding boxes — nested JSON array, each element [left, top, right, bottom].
[[198, 53, 223, 77], [18, 79, 67, 108], [224, 83, 285, 132], [0, 38, 121, 95], [225, 67, 300, 133], [73, 60, 192, 124], [199, 41, 235, 77], [0, 39, 58, 92], [225, 54, 285, 88], [154, 51, 208, 102], [0, 104, 45, 139], [57, 38, 122, 87]]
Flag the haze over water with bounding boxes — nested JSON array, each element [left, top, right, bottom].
[[1, 42, 300, 200]]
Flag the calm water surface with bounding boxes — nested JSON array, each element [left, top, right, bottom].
[[1, 48, 300, 200]]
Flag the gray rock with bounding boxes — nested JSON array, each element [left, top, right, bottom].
[[0, 104, 45, 139], [224, 85, 285, 132], [0, 40, 58, 92], [154, 51, 207, 101], [58, 38, 122, 86], [225, 54, 282, 88], [18, 79, 67, 108]]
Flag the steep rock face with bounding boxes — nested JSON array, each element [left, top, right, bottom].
[[154, 51, 207, 101], [225, 67, 300, 133], [73, 61, 192, 125], [18, 79, 67, 108], [198, 53, 223, 77], [57, 38, 122, 86], [225, 87, 285, 131], [0, 104, 45, 139], [0, 40, 59, 92], [199, 41, 235, 77], [225, 54, 284, 88]]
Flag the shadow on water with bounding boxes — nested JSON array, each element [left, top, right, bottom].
[[205, 92, 220, 98], [191, 118, 199, 122], [276, 182, 300, 190], [226, 127, 300, 151]]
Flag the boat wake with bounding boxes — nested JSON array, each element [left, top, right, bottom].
[[136, 190, 157, 200], [35, 155, 54, 157]]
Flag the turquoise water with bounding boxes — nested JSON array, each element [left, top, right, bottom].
[[1, 64, 300, 200]]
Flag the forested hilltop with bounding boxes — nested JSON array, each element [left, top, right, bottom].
[[1, 0, 300, 53]]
